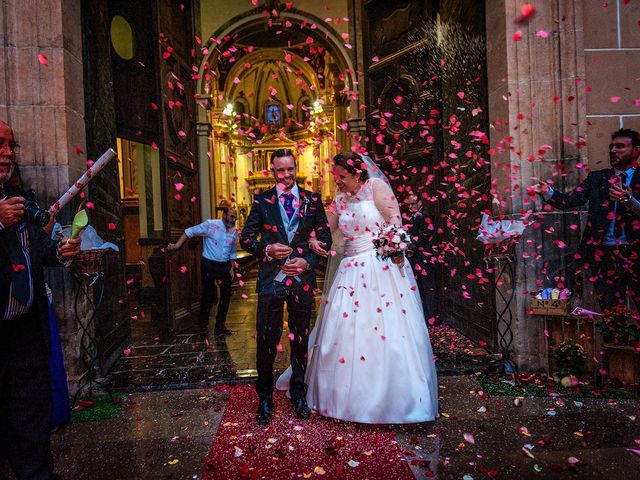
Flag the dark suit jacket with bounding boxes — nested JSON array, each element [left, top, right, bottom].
[[406, 207, 437, 269], [546, 168, 640, 257], [240, 186, 332, 293], [0, 221, 64, 355]]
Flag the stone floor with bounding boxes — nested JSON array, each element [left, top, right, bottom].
[[2, 376, 639, 479], [2, 268, 639, 478]]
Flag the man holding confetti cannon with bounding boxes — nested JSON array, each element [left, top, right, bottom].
[[0, 120, 83, 480]]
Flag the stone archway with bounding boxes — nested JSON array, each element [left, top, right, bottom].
[[194, 7, 357, 218]]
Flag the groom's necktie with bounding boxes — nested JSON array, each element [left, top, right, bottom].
[[282, 193, 295, 220], [1, 226, 32, 305], [613, 172, 628, 238]]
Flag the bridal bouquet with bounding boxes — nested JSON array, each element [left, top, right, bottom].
[[372, 224, 412, 276]]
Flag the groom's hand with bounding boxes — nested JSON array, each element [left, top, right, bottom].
[[266, 243, 292, 260], [281, 258, 308, 276], [309, 238, 328, 257]]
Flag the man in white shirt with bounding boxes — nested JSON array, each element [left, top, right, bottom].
[[168, 207, 238, 337]]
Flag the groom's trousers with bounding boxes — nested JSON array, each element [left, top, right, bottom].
[[255, 280, 313, 401]]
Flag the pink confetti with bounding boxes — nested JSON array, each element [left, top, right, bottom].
[[516, 4, 536, 23], [37, 53, 48, 65]]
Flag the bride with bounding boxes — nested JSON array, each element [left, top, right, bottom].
[[277, 151, 438, 424]]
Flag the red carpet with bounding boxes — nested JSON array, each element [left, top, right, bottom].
[[202, 384, 415, 479]]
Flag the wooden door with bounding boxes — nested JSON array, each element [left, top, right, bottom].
[[109, 0, 200, 332], [362, 0, 496, 348], [156, 0, 201, 332]]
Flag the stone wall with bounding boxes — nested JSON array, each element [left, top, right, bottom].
[[583, 0, 640, 168], [0, 0, 128, 393], [0, 0, 89, 388], [485, 0, 640, 371]]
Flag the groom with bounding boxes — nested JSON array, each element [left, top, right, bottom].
[[240, 149, 331, 425]]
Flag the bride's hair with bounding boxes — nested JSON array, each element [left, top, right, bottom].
[[333, 152, 370, 181]]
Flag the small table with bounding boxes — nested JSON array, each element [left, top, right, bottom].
[[71, 269, 114, 406], [484, 253, 518, 378], [535, 313, 598, 379]]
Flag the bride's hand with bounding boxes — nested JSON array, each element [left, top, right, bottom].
[[391, 255, 406, 277], [391, 255, 405, 267], [309, 237, 328, 257]]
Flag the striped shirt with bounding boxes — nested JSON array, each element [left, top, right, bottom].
[[1, 223, 69, 320], [3, 224, 34, 319]]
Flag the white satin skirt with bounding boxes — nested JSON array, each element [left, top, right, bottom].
[[293, 249, 438, 424]]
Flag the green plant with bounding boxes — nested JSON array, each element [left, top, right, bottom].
[[554, 341, 586, 376], [596, 306, 640, 345]]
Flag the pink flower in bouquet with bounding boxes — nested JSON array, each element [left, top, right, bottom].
[[372, 224, 412, 260]]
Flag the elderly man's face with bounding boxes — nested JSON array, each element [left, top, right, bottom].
[[0, 123, 16, 186]]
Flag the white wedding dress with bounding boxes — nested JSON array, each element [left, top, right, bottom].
[[277, 178, 438, 424]]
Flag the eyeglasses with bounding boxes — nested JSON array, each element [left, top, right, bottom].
[[0, 140, 19, 152]]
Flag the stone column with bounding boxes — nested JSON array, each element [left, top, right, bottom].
[[485, 0, 587, 370], [0, 0, 87, 201], [196, 119, 213, 220], [0, 0, 92, 391]]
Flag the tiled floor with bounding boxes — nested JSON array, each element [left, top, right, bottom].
[[109, 271, 306, 391], [109, 267, 492, 392]]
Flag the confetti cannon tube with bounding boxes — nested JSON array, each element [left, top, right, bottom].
[[49, 148, 117, 215]]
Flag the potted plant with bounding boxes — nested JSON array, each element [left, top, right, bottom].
[[596, 306, 640, 346], [554, 341, 587, 379]]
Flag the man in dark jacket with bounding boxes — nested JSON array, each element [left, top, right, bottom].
[[536, 128, 640, 311], [0, 120, 80, 479], [240, 149, 331, 425]]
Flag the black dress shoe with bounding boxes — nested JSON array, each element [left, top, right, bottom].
[[256, 399, 273, 425], [291, 397, 311, 420], [214, 328, 233, 336]]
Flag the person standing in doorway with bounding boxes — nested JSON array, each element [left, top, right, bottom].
[[168, 207, 238, 338]]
